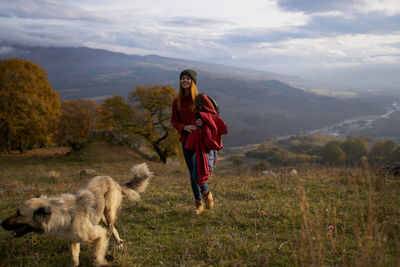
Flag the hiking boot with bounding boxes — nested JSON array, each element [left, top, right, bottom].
[[194, 200, 204, 215], [202, 190, 214, 209]]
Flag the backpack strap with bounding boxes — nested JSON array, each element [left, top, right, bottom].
[[196, 93, 205, 112], [197, 93, 219, 114]]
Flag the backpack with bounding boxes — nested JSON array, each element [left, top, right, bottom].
[[196, 93, 220, 115]]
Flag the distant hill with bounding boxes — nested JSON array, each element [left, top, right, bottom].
[[0, 45, 384, 146]]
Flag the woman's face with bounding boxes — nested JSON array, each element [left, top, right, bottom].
[[180, 75, 192, 90]]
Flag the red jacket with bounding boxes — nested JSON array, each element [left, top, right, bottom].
[[171, 94, 216, 143], [185, 112, 228, 186]]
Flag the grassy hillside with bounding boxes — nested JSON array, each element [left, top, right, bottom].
[[0, 141, 399, 266]]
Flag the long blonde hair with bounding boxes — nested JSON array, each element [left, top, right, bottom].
[[177, 81, 199, 111]]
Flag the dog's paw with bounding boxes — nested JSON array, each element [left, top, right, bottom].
[[105, 254, 114, 262], [116, 239, 125, 249]]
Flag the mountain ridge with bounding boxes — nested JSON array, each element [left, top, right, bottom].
[[0, 44, 385, 146]]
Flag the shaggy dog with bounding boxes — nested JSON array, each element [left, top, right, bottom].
[[1, 163, 152, 266]]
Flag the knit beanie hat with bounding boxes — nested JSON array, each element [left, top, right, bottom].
[[180, 69, 197, 84]]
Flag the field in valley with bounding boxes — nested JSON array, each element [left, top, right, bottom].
[[0, 140, 399, 266]]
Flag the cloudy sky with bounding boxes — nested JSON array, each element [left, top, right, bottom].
[[1, 0, 400, 81]]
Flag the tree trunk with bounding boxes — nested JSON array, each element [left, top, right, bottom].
[[152, 142, 167, 164]]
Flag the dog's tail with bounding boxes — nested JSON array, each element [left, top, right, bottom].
[[121, 163, 152, 201]]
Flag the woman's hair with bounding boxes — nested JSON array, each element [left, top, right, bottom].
[[177, 81, 199, 111]]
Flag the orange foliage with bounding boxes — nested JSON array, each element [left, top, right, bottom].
[[57, 99, 100, 150], [0, 58, 61, 152]]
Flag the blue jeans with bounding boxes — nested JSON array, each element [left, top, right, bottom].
[[182, 143, 209, 201]]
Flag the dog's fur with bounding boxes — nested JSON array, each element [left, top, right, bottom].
[[1, 163, 152, 266]]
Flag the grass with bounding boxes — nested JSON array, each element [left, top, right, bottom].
[[0, 140, 399, 266]]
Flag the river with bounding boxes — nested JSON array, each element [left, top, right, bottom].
[[305, 101, 400, 137]]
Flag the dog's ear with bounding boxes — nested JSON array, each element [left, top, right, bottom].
[[33, 205, 51, 223]]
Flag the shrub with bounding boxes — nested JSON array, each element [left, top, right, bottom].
[[321, 141, 346, 166], [341, 137, 367, 166], [368, 140, 397, 165]]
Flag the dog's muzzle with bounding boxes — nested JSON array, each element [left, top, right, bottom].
[[1, 219, 35, 237]]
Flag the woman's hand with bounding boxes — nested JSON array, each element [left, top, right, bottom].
[[195, 119, 203, 127], [184, 125, 197, 133]]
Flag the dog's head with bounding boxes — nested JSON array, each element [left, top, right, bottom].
[[1, 197, 51, 237]]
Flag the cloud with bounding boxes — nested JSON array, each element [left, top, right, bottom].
[[0, 45, 15, 55], [358, 0, 400, 15], [276, 0, 400, 15], [212, 10, 400, 51], [207, 31, 400, 76], [1, 0, 400, 82], [163, 17, 230, 28], [0, 24, 82, 47], [389, 42, 400, 49], [0, 0, 116, 23], [301, 12, 400, 35], [371, 53, 400, 59], [217, 27, 313, 45], [276, 0, 357, 13]]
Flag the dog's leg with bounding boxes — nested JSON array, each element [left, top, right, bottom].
[[101, 215, 124, 249], [111, 226, 124, 249], [102, 210, 114, 238], [90, 225, 109, 266], [69, 242, 80, 267], [103, 190, 124, 248]]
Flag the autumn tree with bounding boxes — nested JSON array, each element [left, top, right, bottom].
[[0, 58, 61, 152], [391, 147, 400, 162], [321, 141, 345, 165], [99, 85, 180, 163], [368, 140, 397, 165], [340, 137, 367, 166], [56, 99, 100, 150]]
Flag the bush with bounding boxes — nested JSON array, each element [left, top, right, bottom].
[[321, 141, 346, 166], [341, 137, 367, 166], [252, 161, 271, 172], [230, 154, 246, 166], [368, 140, 397, 165], [289, 140, 322, 155], [245, 145, 280, 160], [246, 145, 311, 166]]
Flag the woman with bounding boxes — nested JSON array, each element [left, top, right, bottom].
[[171, 69, 225, 215]]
